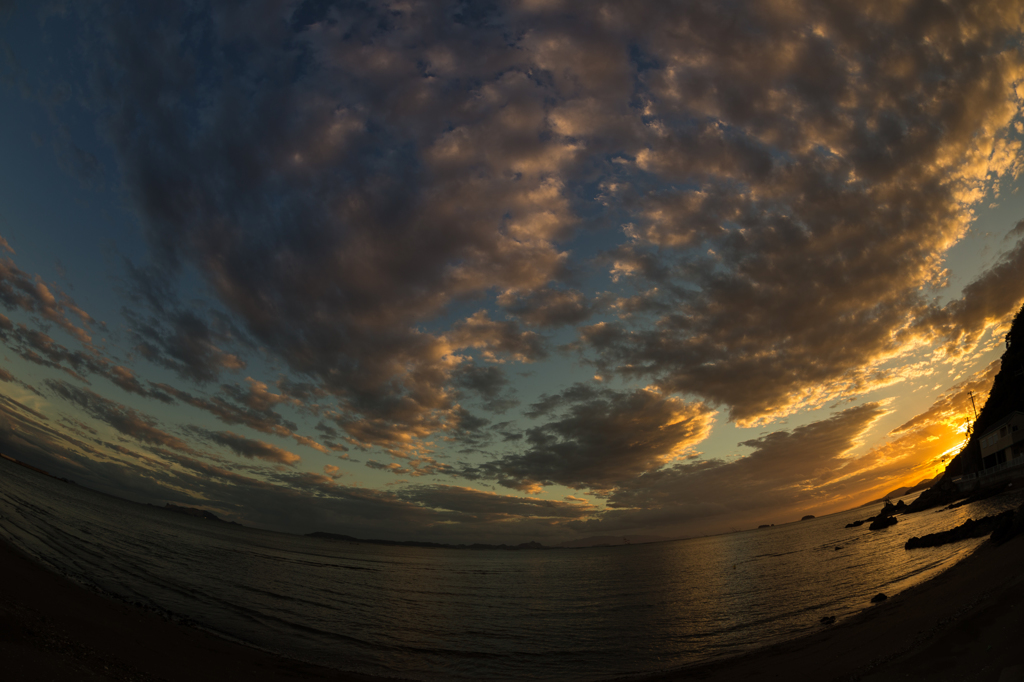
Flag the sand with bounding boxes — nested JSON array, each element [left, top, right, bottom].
[[3, 533, 1024, 682]]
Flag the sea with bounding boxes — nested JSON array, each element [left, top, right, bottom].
[[3, 457, 1023, 681]]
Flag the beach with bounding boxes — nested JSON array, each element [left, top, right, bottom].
[[2, 532, 1023, 681]]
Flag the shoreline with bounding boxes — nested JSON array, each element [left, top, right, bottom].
[[635, 531, 1024, 681], [2, 533, 1024, 681]]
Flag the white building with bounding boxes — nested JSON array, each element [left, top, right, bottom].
[[979, 411, 1024, 470]]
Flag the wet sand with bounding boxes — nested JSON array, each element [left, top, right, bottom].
[[3, 533, 1024, 681]]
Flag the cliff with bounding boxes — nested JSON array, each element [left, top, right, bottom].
[[908, 303, 1024, 512]]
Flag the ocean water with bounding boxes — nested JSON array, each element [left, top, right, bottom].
[[3, 459, 1023, 681]]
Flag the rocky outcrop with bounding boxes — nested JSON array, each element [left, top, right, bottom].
[[904, 510, 1014, 549], [868, 515, 898, 530], [990, 504, 1024, 544], [847, 499, 906, 529]]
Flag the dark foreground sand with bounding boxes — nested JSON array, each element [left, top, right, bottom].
[[3, 535, 1024, 682]]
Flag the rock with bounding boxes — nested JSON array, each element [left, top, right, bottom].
[[876, 500, 898, 519], [991, 505, 1024, 545], [801, 515, 815, 521], [820, 615, 836, 625], [871, 593, 887, 603], [906, 509, 1015, 549], [868, 515, 898, 530], [835, 546, 842, 551]]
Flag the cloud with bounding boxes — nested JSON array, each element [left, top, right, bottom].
[[125, 307, 246, 384], [463, 385, 715, 493], [397, 484, 595, 521], [498, 287, 596, 327], [0, 252, 93, 344], [578, 402, 889, 535], [451, 363, 519, 414], [0, 365, 41, 395], [0, 313, 171, 401], [563, 1, 1024, 425], [43, 379, 199, 455], [193, 429, 301, 466], [49, 0, 1023, 443], [918, 233, 1024, 357], [3, 0, 1024, 543], [73, 1, 583, 444], [449, 311, 548, 363], [150, 381, 332, 454], [366, 453, 455, 478]]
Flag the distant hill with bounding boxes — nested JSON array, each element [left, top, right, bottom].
[[557, 535, 672, 548], [909, 303, 1024, 512], [877, 475, 941, 503], [163, 503, 240, 525]]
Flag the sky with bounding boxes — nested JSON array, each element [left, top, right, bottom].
[[1, 0, 1024, 544]]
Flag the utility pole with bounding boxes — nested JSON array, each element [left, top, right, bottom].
[[969, 391, 978, 420]]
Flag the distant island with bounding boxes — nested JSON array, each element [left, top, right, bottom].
[[801, 515, 815, 521], [0, 452, 76, 485], [161, 503, 240, 525], [308, 531, 549, 551]]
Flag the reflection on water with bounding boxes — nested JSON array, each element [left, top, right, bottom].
[[2, 459, 1020, 681]]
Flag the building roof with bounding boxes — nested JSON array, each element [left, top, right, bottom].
[[979, 411, 1024, 439]]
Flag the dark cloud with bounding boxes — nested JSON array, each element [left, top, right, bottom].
[[463, 385, 714, 493], [397, 484, 594, 521], [498, 287, 596, 327], [0, 314, 171, 402], [151, 381, 332, 453], [191, 428, 301, 466], [0, 254, 92, 344], [43, 379, 198, 455], [917, 233, 1024, 357], [125, 307, 246, 385], [449, 311, 548, 364], [75, 1, 577, 444], [0, 365, 41, 395], [452, 363, 518, 413]]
